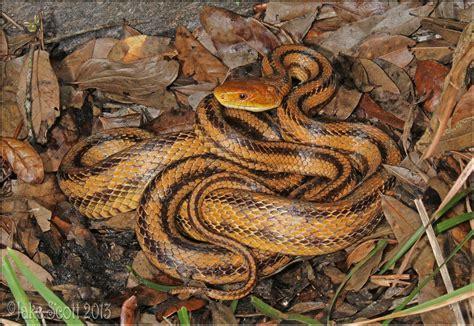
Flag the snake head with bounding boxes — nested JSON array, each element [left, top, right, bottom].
[[214, 78, 282, 112]]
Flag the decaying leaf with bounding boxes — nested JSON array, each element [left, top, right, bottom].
[[346, 240, 377, 267], [320, 86, 362, 119], [107, 35, 175, 64], [11, 174, 65, 210], [360, 58, 400, 96], [175, 25, 228, 85], [450, 85, 473, 126], [357, 34, 415, 68], [201, 5, 279, 55], [332, 0, 390, 22], [414, 60, 450, 113], [56, 38, 119, 82], [16, 50, 60, 144], [0, 29, 8, 58], [28, 199, 51, 232], [381, 195, 420, 245], [359, 94, 404, 129], [0, 137, 44, 183], [0, 249, 53, 292], [75, 55, 179, 109]]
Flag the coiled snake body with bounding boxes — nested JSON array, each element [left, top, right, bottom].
[[58, 45, 401, 300]]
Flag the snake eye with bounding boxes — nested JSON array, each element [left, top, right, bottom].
[[239, 93, 247, 100]]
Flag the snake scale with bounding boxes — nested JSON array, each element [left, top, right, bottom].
[[58, 45, 401, 300]]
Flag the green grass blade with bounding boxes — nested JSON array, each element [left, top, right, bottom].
[[382, 229, 473, 325], [328, 240, 387, 323], [2, 256, 41, 326], [7, 248, 83, 326], [177, 306, 191, 326], [250, 296, 284, 320], [230, 299, 239, 313], [432, 187, 472, 220], [127, 265, 177, 292], [250, 295, 322, 325], [434, 212, 473, 234]]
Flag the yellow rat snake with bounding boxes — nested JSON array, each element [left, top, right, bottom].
[[58, 45, 401, 300]]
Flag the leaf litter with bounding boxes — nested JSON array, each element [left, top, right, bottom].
[[0, 2, 472, 325]]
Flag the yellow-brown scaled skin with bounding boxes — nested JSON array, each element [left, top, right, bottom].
[[58, 44, 402, 301]]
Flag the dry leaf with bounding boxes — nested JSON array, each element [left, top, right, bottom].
[[40, 111, 78, 172], [358, 34, 415, 68], [412, 39, 453, 62], [11, 174, 65, 210], [56, 38, 119, 82], [98, 108, 143, 130], [162, 298, 207, 319], [107, 35, 174, 63], [200, 5, 279, 55], [451, 85, 473, 125], [333, 1, 390, 22], [414, 60, 450, 113], [209, 301, 239, 325], [421, 18, 464, 45], [346, 244, 384, 291], [0, 249, 53, 292], [360, 58, 400, 96], [381, 195, 421, 245], [75, 55, 178, 109], [0, 137, 44, 183], [120, 295, 138, 326], [16, 50, 60, 144], [145, 109, 195, 135], [319, 86, 362, 119], [437, 117, 474, 154], [346, 240, 377, 267], [175, 25, 228, 85], [359, 94, 404, 129], [383, 164, 427, 189], [0, 29, 8, 58], [28, 200, 51, 232]]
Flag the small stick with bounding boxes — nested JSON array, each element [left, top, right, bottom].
[[44, 19, 150, 44], [1, 11, 24, 30]]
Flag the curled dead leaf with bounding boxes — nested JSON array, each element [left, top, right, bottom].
[[0, 137, 44, 184], [346, 240, 377, 267], [107, 35, 175, 64], [414, 60, 450, 113], [56, 38, 119, 82], [175, 25, 228, 85], [200, 5, 279, 55]]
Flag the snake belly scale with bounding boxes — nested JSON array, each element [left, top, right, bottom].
[[58, 44, 401, 300]]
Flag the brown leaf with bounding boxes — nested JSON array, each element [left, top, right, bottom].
[[421, 23, 473, 159], [346, 240, 377, 267], [346, 245, 384, 291], [414, 60, 450, 113], [97, 108, 143, 130], [317, 4, 433, 55], [11, 174, 65, 210], [320, 86, 362, 119], [357, 34, 416, 67], [209, 301, 238, 325], [333, 1, 390, 22], [412, 39, 453, 62], [0, 29, 8, 58], [16, 50, 60, 144], [75, 56, 178, 109], [359, 94, 404, 129], [383, 164, 427, 189], [28, 200, 51, 232], [437, 117, 474, 154], [107, 35, 175, 64], [272, 4, 322, 43], [2, 56, 27, 138], [56, 38, 119, 82], [162, 298, 207, 319], [40, 111, 78, 172], [200, 5, 279, 55], [421, 18, 464, 45], [175, 25, 228, 85], [145, 109, 195, 135], [451, 85, 473, 125], [360, 58, 400, 96], [381, 195, 421, 245], [0, 249, 53, 292], [0, 137, 44, 183]]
